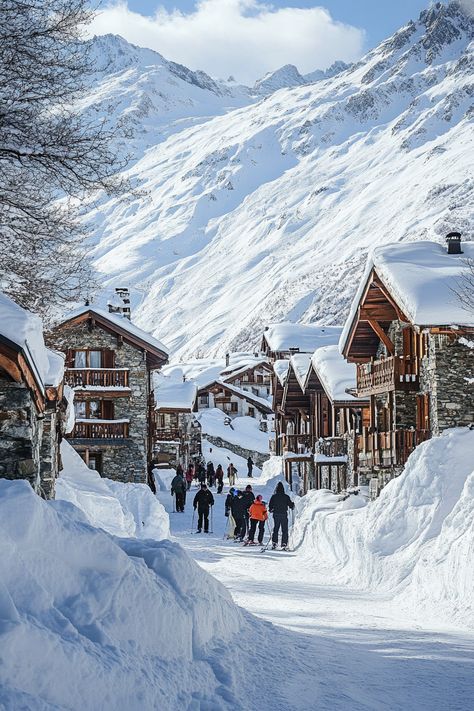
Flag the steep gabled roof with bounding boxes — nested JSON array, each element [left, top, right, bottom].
[[262, 323, 343, 355], [341, 241, 474, 359], [310, 345, 369, 406], [221, 360, 272, 383], [55, 306, 169, 364], [154, 377, 197, 413]]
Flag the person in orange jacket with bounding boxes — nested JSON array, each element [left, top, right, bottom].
[[246, 495, 268, 545]]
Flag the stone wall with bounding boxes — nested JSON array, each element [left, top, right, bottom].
[[421, 335, 474, 434], [203, 434, 268, 469], [0, 377, 42, 493], [47, 321, 150, 483]]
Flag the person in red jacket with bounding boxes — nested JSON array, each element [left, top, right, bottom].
[[246, 495, 268, 545], [185, 463, 194, 491]]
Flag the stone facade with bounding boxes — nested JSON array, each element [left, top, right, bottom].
[[420, 335, 474, 434], [0, 377, 45, 494], [47, 320, 151, 484]]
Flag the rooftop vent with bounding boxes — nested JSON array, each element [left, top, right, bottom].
[[108, 287, 131, 320], [225, 352, 230, 367], [446, 231, 463, 255]]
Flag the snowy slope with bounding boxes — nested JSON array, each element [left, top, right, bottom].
[[84, 3, 474, 358]]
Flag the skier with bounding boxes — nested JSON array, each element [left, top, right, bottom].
[[241, 484, 255, 539], [206, 461, 215, 487], [193, 483, 215, 533], [246, 495, 268, 545], [247, 456, 254, 478], [269, 481, 294, 550], [197, 462, 206, 485], [185, 463, 194, 491], [230, 490, 248, 542], [227, 462, 237, 486], [171, 470, 186, 512], [215, 464, 224, 493]]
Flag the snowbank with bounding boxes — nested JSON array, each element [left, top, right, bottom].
[[292, 428, 474, 629], [198, 407, 270, 453], [0, 478, 254, 710], [153, 467, 176, 492], [57, 442, 169, 540]]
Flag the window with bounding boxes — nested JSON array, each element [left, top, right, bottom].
[[74, 400, 113, 419], [256, 375, 263, 384], [199, 394, 209, 405], [88, 453, 103, 475], [252, 387, 259, 396], [73, 350, 106, 368], [89, 350, 102, 368], [230, 402, 238, 413], [74, 351, 86, 368], [248, 407, 255, 417]]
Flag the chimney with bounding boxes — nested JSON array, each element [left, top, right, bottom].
[[446, 232, 463, 255], [115, 287, 131, 319], [225, 352, 230, 367], [289, 347, 300, 355]]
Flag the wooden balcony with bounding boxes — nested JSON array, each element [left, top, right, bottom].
[[357, 429, 430, 469], [69, 419, 129, 439], [154, 428, 182, 442], [65, 368, 129, 389], [356, 357, 419, 397], [316, 437, 347, 459], [281, 433, 314, 453]]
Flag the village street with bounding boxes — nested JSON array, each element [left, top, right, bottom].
[[157, 463, 474, 711]]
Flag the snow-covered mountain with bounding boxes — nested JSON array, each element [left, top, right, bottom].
[[83, 2, 474, 358]]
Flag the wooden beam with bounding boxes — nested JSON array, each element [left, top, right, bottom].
[[367, 319, 394, 355], [0, 353, 22, 382]]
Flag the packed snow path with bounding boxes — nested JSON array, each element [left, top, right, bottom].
[[158, 475, 474, 711]]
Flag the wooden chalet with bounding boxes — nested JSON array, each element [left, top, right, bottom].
[[197, 380, 273, 423], [152, 378, 201, 468], [0, 292, 66, 498], [47, 304, 168, 483], [220, 359, 273, 400], [261, 323, 342, 361], [341, 236, 474, 495]]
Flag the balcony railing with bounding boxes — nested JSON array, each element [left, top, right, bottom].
[[281, 433, 314, 454], [356, 357, 419, 396], [357, 429, 430, 468], [69, 419, 129, 439], [65, 368, 129, 389], [154, 428, 182, 442], [315, 437, 347, 459]]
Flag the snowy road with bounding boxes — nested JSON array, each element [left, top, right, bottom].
[[158, 474, 474, 711]]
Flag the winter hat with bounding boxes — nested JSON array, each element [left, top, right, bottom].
[[256, 495, 263, 502], [201, 483, 207, 489], [275, 482, 285, 494], [245, 485, 252, 491]]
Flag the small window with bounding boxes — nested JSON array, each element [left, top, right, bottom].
[[230, 402, 238, 413], [252, 387, 259, 396], [248, 407, 255, 417], [89, 351, 102, 368], [74, 401, 86, 418], [74, 351, 86, 368], [88, 453, 103, 475]]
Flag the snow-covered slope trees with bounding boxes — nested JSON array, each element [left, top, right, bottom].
[[82, 3, 473, 357]]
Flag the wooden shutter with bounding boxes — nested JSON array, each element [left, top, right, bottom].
[[416, 394, 430, 431], [65, 349, 75, 368], [102, 400, 114, 420], [102, 349, 115, 368]]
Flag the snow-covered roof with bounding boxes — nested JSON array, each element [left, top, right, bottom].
[[340, 241, 474, 351], [263, 323, 343, 354], [60, 306, 169, 356], [162, 352, 265, 389], [311, 345, 366, 404], [289, 353, 312, 391], [221, 359, 270, 382], [273, 359, 290, 386], [0, 291, 64, 390], [203, 379, 273, 413], [154, 378, 197, 412]]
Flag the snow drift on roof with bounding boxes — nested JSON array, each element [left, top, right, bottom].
[[0, 291, 64, 388], [264, 323, 343, 353], [340, 241, 474, 351], [311, 345, 364, 403], [154, 376, 197, 411], [162, 352, 266, 389], [63, 305, 169, 355], [212, 379, 273, 412], [289, 353, 312, 391], [273, 359, 290, 386]]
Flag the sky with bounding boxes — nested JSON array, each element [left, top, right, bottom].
[[90, 1, 437, 83]]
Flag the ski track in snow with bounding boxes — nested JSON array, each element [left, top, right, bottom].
[[158, 475, 474, 711]]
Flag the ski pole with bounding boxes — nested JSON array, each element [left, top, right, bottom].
[[210, 506, 214, 534], [190, 509, 195, 533], [172, 492, 175, 513]]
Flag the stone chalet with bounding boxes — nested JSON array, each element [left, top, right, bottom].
[[340, 235, 474, 496], [47, 303, 168, 483], [0, 292, 67, 498]]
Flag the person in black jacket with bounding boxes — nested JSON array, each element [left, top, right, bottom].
[[171, 471, 186, 512], [206, 461, 215, 487], [268, 481, 294, 550], [230, 490, 248, 542], [193, 484, 215, 533], [241, 484, 255, 539]]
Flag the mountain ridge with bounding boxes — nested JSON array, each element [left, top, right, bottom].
[[81, 2, 474, 357]]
